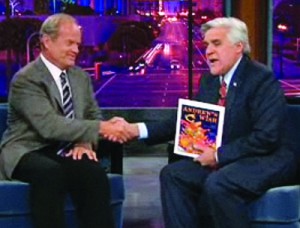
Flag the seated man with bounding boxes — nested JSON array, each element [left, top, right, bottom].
[[0, 13, 131, 228], [126, 17, 297, 228]]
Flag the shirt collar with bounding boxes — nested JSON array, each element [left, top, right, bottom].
[[40, 54, 66, 80]]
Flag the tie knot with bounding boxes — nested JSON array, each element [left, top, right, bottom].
[[220, 76, 227, 90], [220, 76, 226, 84], [60, 72, 67, 85], [60, 72, 66, 79], [221, 80, 226, 88]]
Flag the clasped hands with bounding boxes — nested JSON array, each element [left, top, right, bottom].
[[63, 117, 137, 161], [99, 117, 139, 144]]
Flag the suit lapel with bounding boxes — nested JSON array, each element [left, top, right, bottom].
[[223, 55, 249, 139], [35, 57, 63, 111], [48, 78, 63, 109], [67, 68, 79, 117], [226, 55, 249, 111]]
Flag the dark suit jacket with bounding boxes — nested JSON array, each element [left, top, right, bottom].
[[146, 55, 296, 193], [0, 57, 102, 179]]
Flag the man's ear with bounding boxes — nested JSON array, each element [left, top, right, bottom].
[[41, 35, 51, 49], [235, 42, 244, 54]]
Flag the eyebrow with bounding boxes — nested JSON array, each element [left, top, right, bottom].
[[211, 38, 221, 43], [203, 38, 221, 45]]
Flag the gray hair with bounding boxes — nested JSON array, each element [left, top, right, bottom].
[[40, 13, 78, 40], [201, 17, 251, 54]]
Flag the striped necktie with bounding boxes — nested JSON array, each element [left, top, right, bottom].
[[60, 72, 74, 119], [57, 72, 74, 156], [217, 76, 227, 106]]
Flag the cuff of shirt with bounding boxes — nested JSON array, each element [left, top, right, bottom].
[[137, 123, 148, 139], [215, 150, 219, 163]]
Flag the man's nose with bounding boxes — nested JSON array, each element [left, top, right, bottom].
[[206, 45, 213, 55], [73, 45, 79, 54]]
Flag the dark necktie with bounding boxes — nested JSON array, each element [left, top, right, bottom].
[[217, 77, 227, 106], [60, 72, 74, 119]]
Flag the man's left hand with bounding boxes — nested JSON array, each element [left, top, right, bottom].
[[65, 144, 98, 161], [193, 144, 217, 167]]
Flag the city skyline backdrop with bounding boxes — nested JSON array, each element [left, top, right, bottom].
[[1, 0, 223, 16]]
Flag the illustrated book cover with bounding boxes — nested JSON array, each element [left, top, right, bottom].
[[174, 98, 225, 158]]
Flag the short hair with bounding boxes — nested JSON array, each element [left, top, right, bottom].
[[39, 13, 78, 40], [201, 17, 251, 54]]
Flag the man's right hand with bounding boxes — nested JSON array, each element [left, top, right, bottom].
[[99, 117, 139, 143]]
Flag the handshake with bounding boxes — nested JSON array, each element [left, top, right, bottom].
[[99, 117, 140, 144]]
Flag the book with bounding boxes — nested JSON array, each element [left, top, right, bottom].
[[174, 98, 225, 158]]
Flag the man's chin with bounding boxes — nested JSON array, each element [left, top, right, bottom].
[[210, 70, 221, 76], [66, 61, 76, 68]]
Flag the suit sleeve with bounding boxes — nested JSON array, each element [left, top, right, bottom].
[[10, 71, 100, 144], [217, 69, 286, 166], [81, 73, 103, 121], [144, 110, 177, 145]]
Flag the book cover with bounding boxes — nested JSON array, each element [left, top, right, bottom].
[[174, 98, 225, 158]]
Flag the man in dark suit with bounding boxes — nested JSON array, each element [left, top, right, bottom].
[[0, 13, 131, 228], [126, 17, 297, 227]]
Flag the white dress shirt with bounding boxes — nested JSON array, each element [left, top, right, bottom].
[[40, 54, 70, 103]]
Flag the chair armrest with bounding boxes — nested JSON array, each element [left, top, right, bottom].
[[167, 141, 186, 164], [97, 140, 123, 174]]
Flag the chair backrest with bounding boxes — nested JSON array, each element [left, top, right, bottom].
[[285, 104, 300, 176], [0, 103, 8, 139]]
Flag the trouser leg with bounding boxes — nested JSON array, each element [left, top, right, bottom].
[[62, 156, 114, 228], [12, 152, 67, 228], [204, 170, 254, 228], [198, 191, 215, 228], [160, 159, 211, 228]]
